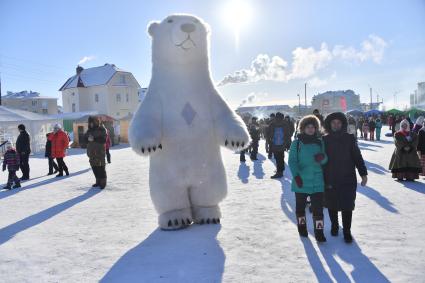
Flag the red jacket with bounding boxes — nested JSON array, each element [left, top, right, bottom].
[[49, 130, 69, 158], [105, 132, 111, 150]]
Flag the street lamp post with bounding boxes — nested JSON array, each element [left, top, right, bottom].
[[297, 93, 300, 115]]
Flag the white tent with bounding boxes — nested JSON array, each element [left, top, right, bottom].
[[0, 106, 61, 154]]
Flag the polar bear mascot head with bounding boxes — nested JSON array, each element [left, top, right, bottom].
[[148, 14, 210, 68]]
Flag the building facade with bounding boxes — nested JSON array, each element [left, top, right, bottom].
[[2, 91, 58, 115], [411, 82, 425, 108], [59, 64, 141, 119], [311, 90, 361, 114]]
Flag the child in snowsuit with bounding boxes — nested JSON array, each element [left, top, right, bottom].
[[2, 142, 21, 190], [288, 115, 328, 242]]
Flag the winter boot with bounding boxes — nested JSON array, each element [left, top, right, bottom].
[[92, 179, 100, 187], [56, 172, 63, 177], [99, 178, 107, 189], [3, 184, 12, 190], [270, 172, 283, 179], [297, 215, 308, 237], [331, 223, 339, 236], [47, 171, 54, 176], [343, 230, 353, 243], [64, 168, 69, 176], [13, 182, 21, 189], [314, 218, 327, 243]]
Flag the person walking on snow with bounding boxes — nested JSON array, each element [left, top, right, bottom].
[[105, 129, 112, 164], [16, 124, 31, 180], [267, 112, 291, 179], [389, 119, 422, 181], [323, 112, 368, 243], [288, 115, 328, 243], [375, 118, 383, 141], [49, 124, 70, 177], [418, 120, 425, 177], [45, 133, 59, 175], [248, 117, 260, 161], [84, 116, 107, 189], [362, 119, 370, 140], [2, 141, 21, 190]]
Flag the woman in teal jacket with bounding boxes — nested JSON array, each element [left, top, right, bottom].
[[289, 115, 328, 242], [375, 118, 383, 141]]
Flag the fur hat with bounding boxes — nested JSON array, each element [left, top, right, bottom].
[[18, 124, 25, 131], [400, 119, 410, 131], [324, 112, 348, 133], [298, 115, 320, 133]]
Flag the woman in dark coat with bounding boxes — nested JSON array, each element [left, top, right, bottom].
[[389, 119, 422, 181], [323, 112, 368, 243], [84, 116, 107, 189], [45, 133, 59, 175]]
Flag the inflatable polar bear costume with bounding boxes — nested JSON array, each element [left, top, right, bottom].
[[129, 14, 250, 230]]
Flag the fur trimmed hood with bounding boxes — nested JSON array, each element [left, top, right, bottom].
[[324, 112, 348, 133]]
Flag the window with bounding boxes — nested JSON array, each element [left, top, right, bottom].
[[72, 103, 76, 112], [32, 100, 37, 106], [120, 74, 126, 84], [71, 92, 75, 96], [126, 93, 129, 103], [116, 94, 121, 103], [116, 112, 120, 116], [42, 109, 48, 114], [95, 93, 99, 103]]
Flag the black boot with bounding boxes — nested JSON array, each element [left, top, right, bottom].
[[271, 172, 283, 179], [13, 182, 21, 189], [331, 223, 339, 236], [314, 218, 327, 243], [64, 167, 69, 176], [3, 184, 12, 190], [297, 216, 308, 237], [56, 172, 63, 177], [343, 230, 353, 243]]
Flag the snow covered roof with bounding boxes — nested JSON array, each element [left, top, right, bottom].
[[49, 111, 99, 120], [0, 106, 58, 122], [59, 64, 129, 91], [3, 96, 58, 100]]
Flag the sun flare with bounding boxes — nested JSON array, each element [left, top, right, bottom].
[[221, 0, 253, 49]]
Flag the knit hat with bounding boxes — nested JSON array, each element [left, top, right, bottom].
[[18, 124, 26, 131], [415, 116, 424, 125]]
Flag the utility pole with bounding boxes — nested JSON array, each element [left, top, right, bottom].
[[297, 93, 300, 115], [304, 83, 307, 108]]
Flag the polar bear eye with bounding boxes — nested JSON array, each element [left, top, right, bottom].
[[167, 19, 173, 23]]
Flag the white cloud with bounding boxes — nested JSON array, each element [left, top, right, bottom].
[[239, 92, 269, 107], [219, 54, 288, 86], [219, 35, 387, 86], [78, 55, 96, 65], [308, 72, 337, 88]]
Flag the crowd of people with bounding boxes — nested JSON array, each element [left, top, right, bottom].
[[2, 110, 425, 243], [1, 116, 112, 190], [240, 109, 425, 243]]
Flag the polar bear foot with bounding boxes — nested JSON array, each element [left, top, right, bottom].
[[192, 205, 221, 225], [159, 208, 193, 231]]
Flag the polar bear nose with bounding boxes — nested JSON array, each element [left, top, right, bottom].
[[181, 23, 196, 34]]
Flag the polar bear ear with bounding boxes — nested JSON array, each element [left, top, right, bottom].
[[147, 21, 160, 37]]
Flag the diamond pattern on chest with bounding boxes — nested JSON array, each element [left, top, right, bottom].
[[181, 102, 197, 125]]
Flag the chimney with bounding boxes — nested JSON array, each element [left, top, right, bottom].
[[76, 65, 84, 75]]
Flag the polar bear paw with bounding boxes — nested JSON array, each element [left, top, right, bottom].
[[159, 208, 193, 231], [131, 139, 163, 156], [224, 139, 247, 150], [193, 205, 221, 225]]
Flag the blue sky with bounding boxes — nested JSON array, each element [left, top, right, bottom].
[[1, 0, 424, 109]]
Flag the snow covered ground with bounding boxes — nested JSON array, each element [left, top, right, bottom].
[[0, 126, 424, 283]]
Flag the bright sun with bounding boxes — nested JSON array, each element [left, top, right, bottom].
[[221, 0, 253, 49]]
